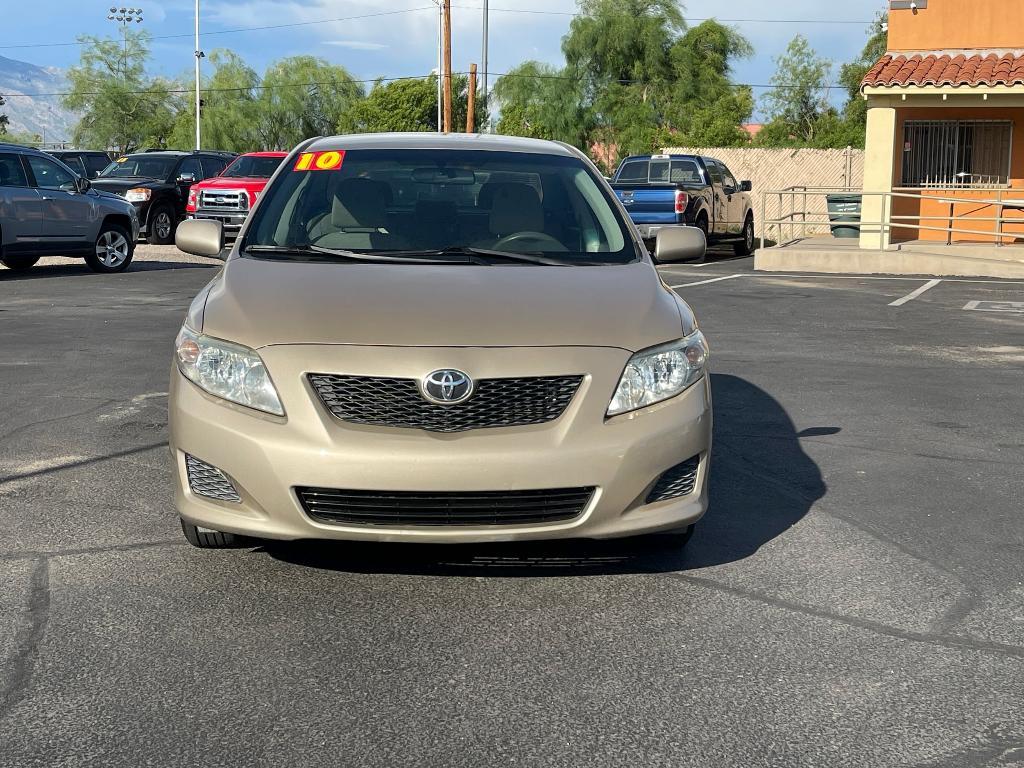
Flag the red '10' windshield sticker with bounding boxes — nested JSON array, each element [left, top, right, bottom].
[[293, 150, 346, 171]]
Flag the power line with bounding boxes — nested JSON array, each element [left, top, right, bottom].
[[0, 4, 879, 51]]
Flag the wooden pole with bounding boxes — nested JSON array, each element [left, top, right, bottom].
[[466, 63, 477, 133], [442, 0, 453, 133]]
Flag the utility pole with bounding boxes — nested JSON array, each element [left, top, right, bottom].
[[436, 1, 442, 132], [466, 63, 477, 133], [194, 0, 203, 150], [481, 0, 488, 130], [442, 0, 452, 133]]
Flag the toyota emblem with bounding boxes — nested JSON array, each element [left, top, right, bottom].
[[421, 369, 474, 404]]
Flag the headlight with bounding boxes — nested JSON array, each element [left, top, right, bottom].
[[125, 187, 152, 203], [607, 330, 709, 416], [175, 326, 284, 416]]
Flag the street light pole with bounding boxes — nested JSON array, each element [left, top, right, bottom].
[[194, 0, 203, 150], [106, 7, 143, 154]]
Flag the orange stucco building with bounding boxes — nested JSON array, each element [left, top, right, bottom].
[[859, 0, 1024, 248]]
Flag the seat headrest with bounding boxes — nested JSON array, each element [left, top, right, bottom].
[[332, 177, 389, 229], [488, 183, 543, 236]]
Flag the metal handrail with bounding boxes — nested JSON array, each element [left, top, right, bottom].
[[759, 187, 1023, 251]]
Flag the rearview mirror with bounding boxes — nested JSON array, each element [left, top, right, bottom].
[[739, 180, 752, 192], [654, 226, 706, 263], [177, 172, 196, 184], [176, 219, 225, 259], [411, 167, 476, 185]]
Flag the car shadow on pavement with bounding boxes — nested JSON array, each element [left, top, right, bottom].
[[0, 261, 216, 280], [263, 374, 830, 576]]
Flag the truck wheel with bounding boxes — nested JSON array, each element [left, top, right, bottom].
[[695, 213, 709, 241], [734, 214, 755, 256], [148, 203, 176, 245], [1, 254, 40, 272], [85, 223, 134, 273]]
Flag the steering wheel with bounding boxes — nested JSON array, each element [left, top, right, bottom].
[[492, 231, 566, 252]]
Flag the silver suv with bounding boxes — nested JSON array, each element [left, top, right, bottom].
[[0, 144, 140, 274]]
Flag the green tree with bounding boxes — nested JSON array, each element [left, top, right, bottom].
[[838, 13, 888, 142], [342, 74, 486, 134], [62, 30, 177, 153], [168, 50, 262, 151], [664, 20, 754, 146], [492, 62, 589, 146], [254, 57, 363, 150], [758, 35, 833, 145]]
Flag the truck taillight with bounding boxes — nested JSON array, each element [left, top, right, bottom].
[[186, 188, 197, 213], [674, 190, 688, 214]]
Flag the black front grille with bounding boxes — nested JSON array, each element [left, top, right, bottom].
[[308, 374, 583, 433], [646, 456, 701, 503], [296, 486, 596, 527]]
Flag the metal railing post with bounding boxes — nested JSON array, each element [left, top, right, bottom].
[[760, 193, 766, 251]]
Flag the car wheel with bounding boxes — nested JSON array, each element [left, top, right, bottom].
[[148, 204, 176, 245], [85, 223, 134, 273], [695, 213, 709, 241], [734, 213, 755, 256], [1, 254, 41, 272], [180, 519, 251, 549]]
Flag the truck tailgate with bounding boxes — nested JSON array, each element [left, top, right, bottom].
[[614, 187, 678, 224]]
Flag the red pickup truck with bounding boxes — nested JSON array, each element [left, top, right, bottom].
[[187, 151, 287, 235]]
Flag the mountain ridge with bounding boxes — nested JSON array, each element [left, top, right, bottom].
[[0, 54, 76, 143]]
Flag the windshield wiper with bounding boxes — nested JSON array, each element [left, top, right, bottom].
[[363, 246, 572, 266], [243, 244, 470, 264]]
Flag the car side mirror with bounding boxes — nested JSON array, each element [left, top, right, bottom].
[[177, 172, 196, 184], [75, 176, 91, 193], [176, 219, 225, 259], [654, 225, 706, 263], [739, 180, 752, 192]]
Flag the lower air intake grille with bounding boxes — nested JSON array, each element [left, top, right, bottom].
[[296, 486, 596, 527], [308, 374, 583, 433], [185, 454, 241, 502], [646, 456, 700, 503]]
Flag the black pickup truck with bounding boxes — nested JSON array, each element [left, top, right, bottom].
[[611, 154, 755, 256]]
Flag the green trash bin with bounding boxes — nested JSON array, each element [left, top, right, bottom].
[[826, 193, 862, 239]]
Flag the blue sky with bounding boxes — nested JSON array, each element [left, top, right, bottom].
[[3, 0, 889, 118]]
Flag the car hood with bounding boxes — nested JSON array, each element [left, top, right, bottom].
[[196, 176, 268, 190], [90, 178, 159, 195], [198, 256, 692, 351]]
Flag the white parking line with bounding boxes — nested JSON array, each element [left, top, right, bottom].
[[888, 279, 942, 307], [669, 274, 744, 288]]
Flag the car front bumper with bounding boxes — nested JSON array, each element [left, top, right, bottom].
[[168, 344, 712, 543]]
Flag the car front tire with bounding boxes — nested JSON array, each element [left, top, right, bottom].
[[147, 203, 176, 245], [734, 213, 755, 256], [86, 223, 134, 273], [180, 519, 251, 549]]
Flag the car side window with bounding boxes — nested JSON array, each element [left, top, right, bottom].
[[705, 160, 723, 187], [0, 153, 29, 187], [26, 155, 76, 190], [720, 164, 738, 192], [64, 156, 88, 177], [85, 155, 111, 177], [177, 156, 203, 181], [201, 157, 227, 178]]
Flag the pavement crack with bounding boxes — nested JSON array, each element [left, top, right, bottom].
[[654, 570, 1024, 660], [0, 539, 186, 563], [0, 399, 119, 442], [0, 558, 50, 723], [0, 442, 166, 486]]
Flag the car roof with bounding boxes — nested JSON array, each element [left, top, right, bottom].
[[305, 133, 578, 157], [236, 151, 288, 158]]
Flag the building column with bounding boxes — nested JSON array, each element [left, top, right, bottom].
[[859, 105, 897, 249]]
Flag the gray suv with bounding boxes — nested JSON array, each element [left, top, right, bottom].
[[0, 144, 140, 274]]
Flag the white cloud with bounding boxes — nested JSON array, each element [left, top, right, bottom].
[[324, 40, 388, 51]]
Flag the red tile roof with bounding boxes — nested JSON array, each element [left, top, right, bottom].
[[863, 52, 1024, 88]]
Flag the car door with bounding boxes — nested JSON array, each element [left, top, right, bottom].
[[718, 162, 744, 235], [25, 154, 93, 245], [703, 159, 728, 236], [0, 152, 42, 253]]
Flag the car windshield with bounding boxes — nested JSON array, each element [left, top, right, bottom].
[[99, 156, 176, 179], [243, 148, 637, 264], [221, 155, 284, 178]]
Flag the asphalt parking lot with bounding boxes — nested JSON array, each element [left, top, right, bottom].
[[2, 247, 1023, 767]]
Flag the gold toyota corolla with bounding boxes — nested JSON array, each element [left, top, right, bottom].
[[169, 133, 711, 548]]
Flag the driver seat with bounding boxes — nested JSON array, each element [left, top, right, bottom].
[[309, 178, 406, 250], [486, 183, 544, 241]]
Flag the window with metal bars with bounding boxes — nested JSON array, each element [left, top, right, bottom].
[[901, 120, 1012, 188]]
